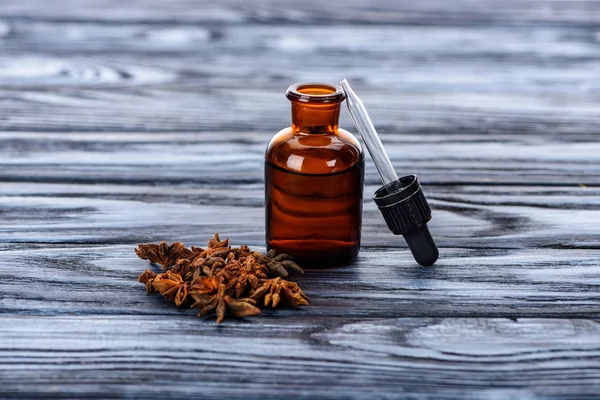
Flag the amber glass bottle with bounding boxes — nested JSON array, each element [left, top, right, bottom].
[[265, 82, 364, 268]]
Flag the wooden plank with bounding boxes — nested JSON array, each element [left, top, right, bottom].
[[2, 315, 600, 399], [1, 131, 598, 185], [0, 23, 598, 136], [0, 180, 599, 249], [0, 131, 598, 250], [2, 245, 600, 318], [1, 0, 600, 25]]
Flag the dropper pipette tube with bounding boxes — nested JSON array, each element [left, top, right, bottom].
[[340, 79, 399, 192], [341, 78, 439, 266]]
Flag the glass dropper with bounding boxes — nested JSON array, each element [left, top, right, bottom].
[[341, 78, 439, 267], [340, 79, 400, 194]]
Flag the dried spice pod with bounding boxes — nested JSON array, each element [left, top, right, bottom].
[[251, 277, 310, 308], [138, 269, 158, 294], [223, 253, 242, 273], [201, 256, 227, 276], [135, 241, 191, 270], [254, 249, 304, 278], [171, 254, 228, 280], [240, 254, 269, 278], [152, 271, 190, 307], [233, 271, 262, 298], [190, 281, 261, 323], [170, 259, 194, 280], [189, 275, 226, 296], [231, 244, 252, 262], [206, 233, 231, 258]]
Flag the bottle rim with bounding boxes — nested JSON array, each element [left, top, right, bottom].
[[286, 82, 345, 104]]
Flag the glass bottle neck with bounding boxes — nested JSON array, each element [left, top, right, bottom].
[[291, 102, 341, 134]]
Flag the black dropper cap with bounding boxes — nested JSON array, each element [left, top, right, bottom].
[[372, 175, 438, 266]]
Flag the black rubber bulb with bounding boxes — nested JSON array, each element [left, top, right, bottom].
[[372, 174, 439, 266], [402, 224, 439, 266]]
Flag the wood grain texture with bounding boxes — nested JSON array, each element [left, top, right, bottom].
[[1, 0, 600, 25], [0, 19, 599, 136], [3, 245, 600, 318], [0, 132, 599, 250], [1, 0, 600, 398], [2, 316, 600, 399]]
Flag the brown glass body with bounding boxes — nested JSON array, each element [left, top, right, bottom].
[[265, 83, 364, 268]]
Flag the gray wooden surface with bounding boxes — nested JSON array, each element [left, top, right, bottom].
[[1, 1, 600, 399]]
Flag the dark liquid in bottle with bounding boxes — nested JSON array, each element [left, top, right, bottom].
[[265, 158, 364, 267]]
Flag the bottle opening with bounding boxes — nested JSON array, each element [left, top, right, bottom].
[[286, 82, 345, 104]]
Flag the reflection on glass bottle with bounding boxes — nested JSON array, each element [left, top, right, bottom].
[[265, 82, 364, 268]]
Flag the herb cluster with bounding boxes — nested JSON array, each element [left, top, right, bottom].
[[135, 233, 309, 323]]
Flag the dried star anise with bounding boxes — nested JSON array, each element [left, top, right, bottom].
[[231, 244, 252, 261], [135, 233, 310, 323], [189, 275, 228, 295], [251, 277, 310, 308], [172, 254, 226, 280], [170, 258, 194, 280], [206, 233, 231, 257], [189, 276, 260, 323], [240, 254, 269, 278], [233, 270, 261, 298], [135, 241, 191, 270], [152, 271, 190, 307], [254, 249, 304, 278], [200, 256, 227, 276], [138, 269, 158, 294], [186, 233, 231, 263]]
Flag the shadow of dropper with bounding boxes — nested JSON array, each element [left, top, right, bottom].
[[341, 78, 439, 266]]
